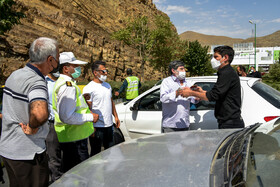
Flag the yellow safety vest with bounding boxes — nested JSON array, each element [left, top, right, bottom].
[[52, 77, 94, 143], [125, 76, 139, 100]]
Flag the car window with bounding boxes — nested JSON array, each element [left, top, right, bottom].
[[138, 82, 216, 111], [190, 82, 216, 111], [138, 89, 161, 111], [251, 81, 280, 109]]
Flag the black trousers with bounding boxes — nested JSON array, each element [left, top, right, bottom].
[[46, 121, 63, 183], [2, 152, 49, 187], [218, 118, 245, 129], [60, 138, 89, 173], [89, 126, 114, 156]]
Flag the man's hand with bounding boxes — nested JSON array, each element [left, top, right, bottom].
[[115, 117, 120, 128], [194, 86, 204, 93], [114, 91, 119, 97], [90, 127, 96, 138], [91, 112, 99, 123], [181, 87, 192, 97], [176, 88, 183, 97], [83, 93, 91, 101], [19, 123, 39, 135]]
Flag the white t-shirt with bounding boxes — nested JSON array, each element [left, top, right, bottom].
[[83, 81, 113, 128]]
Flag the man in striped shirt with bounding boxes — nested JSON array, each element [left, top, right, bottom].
[[0, 37, 59, 187]]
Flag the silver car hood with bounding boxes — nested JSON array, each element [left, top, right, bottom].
[[51, 129, 239, 187]]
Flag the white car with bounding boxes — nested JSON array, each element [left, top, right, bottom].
[[115, 76, 280, 141]]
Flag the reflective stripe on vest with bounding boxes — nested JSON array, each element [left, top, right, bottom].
[[125, 76, 139, 100], [52, 77, 94, 143]]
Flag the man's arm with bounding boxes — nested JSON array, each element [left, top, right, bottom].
[[181, 86, 209, 101], [115, 79, 128, 96], [111, 98, 120, 128], [29, 100, 49, 128]]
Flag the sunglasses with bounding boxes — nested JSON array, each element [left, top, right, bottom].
[[96, 69, 109, 74]]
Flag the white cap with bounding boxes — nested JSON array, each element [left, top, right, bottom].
[[59, 52, 88, 65]]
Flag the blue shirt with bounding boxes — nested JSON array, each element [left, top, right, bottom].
[[160, 75, 197, 128], [46, 76, 56, 121]]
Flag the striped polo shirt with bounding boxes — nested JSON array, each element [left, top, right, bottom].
[[0, 63, 49, 160]]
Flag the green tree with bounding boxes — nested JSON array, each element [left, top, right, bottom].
[[112, 16, 153, 81], [150, 15, 187, 77], [268, 61, 280, 81], [0, 0, 24, 34], [181, 40, 214, 76]]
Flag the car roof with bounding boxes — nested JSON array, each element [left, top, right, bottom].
[[51, 129, 239, 187], [153, 76, 260, 89]]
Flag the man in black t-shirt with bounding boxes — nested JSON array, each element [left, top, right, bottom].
[[181, 46, 244, 129], [247, 66, 262, 78]]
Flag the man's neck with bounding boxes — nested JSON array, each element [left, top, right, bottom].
[[218, 62, 229, 70], [47, 74, 58, 81], [93, 77, 102, 84]]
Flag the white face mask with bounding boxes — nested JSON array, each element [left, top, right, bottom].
[[51, 71, 60, 78], [98, 75, 107, 82], [211, 58, 221, 70], [176, 71, 186, 80]]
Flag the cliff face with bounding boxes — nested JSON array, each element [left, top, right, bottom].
[[0, 0, 168, 84]]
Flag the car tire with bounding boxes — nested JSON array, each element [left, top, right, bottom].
[[113, 125, 125, 145]]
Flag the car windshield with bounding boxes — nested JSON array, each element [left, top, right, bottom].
[[211, 119, 280, 187], [251, 81, 280, 109], [245, 119, 280, 186]]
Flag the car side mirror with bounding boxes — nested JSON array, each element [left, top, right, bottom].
[[130, 101, 139, 111]]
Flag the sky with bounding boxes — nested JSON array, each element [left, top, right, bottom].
[[153, 0, 280, 39]]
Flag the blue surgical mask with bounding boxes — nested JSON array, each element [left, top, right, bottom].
[[71, 66, 82, 79]]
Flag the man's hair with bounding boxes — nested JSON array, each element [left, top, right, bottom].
[[29, 37, 58, 64], [168, 60, 185, 75], [91, 60, 106, 71], [214, 45, 235, 64], [238, 65, 246, 72], [126, 68, 132, 75]]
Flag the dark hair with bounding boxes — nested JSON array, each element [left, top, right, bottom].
[[214, 46, 235, 63], [168, 60, 185, 75], [59, 63, 70, 73], [126, 68, 132, 75], [238, 65, 246, 72], [91, 60, 106, 71]]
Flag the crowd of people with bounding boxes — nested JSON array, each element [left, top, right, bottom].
[[0, 37, 260, 186], [0, 37, 140, 186]]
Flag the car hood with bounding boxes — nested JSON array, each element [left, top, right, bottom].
[[51, 129, 239, 187]]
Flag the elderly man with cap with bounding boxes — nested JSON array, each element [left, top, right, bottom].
[[114, 68, 141, 101], [52, 52, 99, 172]]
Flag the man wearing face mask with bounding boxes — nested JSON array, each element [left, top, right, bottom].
[[160, 60, 198, 133], [45, 71, 63, 183], [83, 61, 120, 156], [181, 46, 244, 129], [52, 52, 99, 172]]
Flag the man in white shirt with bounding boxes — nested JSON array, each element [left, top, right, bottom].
[[83, 60, 120, 156], [52, 52, 98, 172]]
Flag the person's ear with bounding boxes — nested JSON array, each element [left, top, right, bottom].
[[223, 55, 229, 63]]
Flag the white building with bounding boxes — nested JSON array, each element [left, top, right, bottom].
[[211, 43, 280, 71]]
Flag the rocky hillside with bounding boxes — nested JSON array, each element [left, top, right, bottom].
[[180, 30, 280, 48], [0, 0, 168, 84]]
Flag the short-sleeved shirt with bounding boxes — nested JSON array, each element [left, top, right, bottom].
[[206, 64, 242, 123], [83, 81, 113, 128], [0, 63, 49, 160]]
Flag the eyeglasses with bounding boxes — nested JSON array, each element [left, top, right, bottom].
[[96, 69, 109, 74]]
